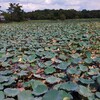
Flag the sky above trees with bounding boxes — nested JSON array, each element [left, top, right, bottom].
[[0, 0, 100, 11]]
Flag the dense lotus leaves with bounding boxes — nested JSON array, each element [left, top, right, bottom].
[[18, 90, 34, 100], [0, 20, 100, 100], [59, 81, 78, 91], [32, 85, 48, 96], [4, 88, 20, 97], [42, 90, 62, 100], [78, 85, 93, 97], [46, 76, 61, 84]]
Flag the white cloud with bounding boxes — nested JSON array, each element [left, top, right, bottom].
[[0, 0, 100, 11], [0, 2, 9, 10]]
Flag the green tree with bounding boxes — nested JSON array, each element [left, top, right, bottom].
[[7, 3, 24, 21]]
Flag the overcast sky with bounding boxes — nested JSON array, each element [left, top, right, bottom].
[[0, 0, 100, 11]]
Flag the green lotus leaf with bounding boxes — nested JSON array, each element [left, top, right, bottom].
[[43, 51, 56, 59], [4, 98, 15, 100], [0, 76, 8, 83], [53, 83, 62, 90], [44, 61, 52, 66], [44, 67, 56, 74], [96, 92, 100, 98], [17, 71, 28, 76], [0, 70, 12, 75], [0, 91, 4, 100], [59, 90, 73, 99], [0, 84, 4, 90], [56, 62, 68, 70], [79, 78, 94, 84], [34, 97, 42, 100], [42, 90, 62, 100], [78, 85, 93, 97], [59, 54, 67, 60], [18, 64, 28, 69], [67, 67, 80, 75], [79, 64, 88, 72], [27, 55, 36, 63], [31, 80, 45, 89], [71, 53, 80, 58], [85, 51, 91, 58], [4, 88, 20, 97], [2, 78, 15, 86], [32, 85, 48, 96], [37, 62, 46, 68], [46, 76, 61, 84], [72, 58, 82, 64], [97, 76, 100, 85], [18, 90, 34, 100], [84, 58, 92, 64], [33, 74, 45, 79], [59, 81, 78, 91], [88, 68, 99, 75]]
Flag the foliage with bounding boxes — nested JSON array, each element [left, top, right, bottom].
[[6, 3, 24, 22]]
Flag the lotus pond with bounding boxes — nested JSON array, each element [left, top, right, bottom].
[[0, 19, 100, 100]]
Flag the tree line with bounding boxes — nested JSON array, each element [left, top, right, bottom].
[[1, 3, 100, 22]]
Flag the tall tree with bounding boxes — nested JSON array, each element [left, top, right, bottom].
[[7, 3, 24, 21]]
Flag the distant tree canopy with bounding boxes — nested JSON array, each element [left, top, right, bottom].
[[1, 3, 100, 22], [25, 9, 100, 20]]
